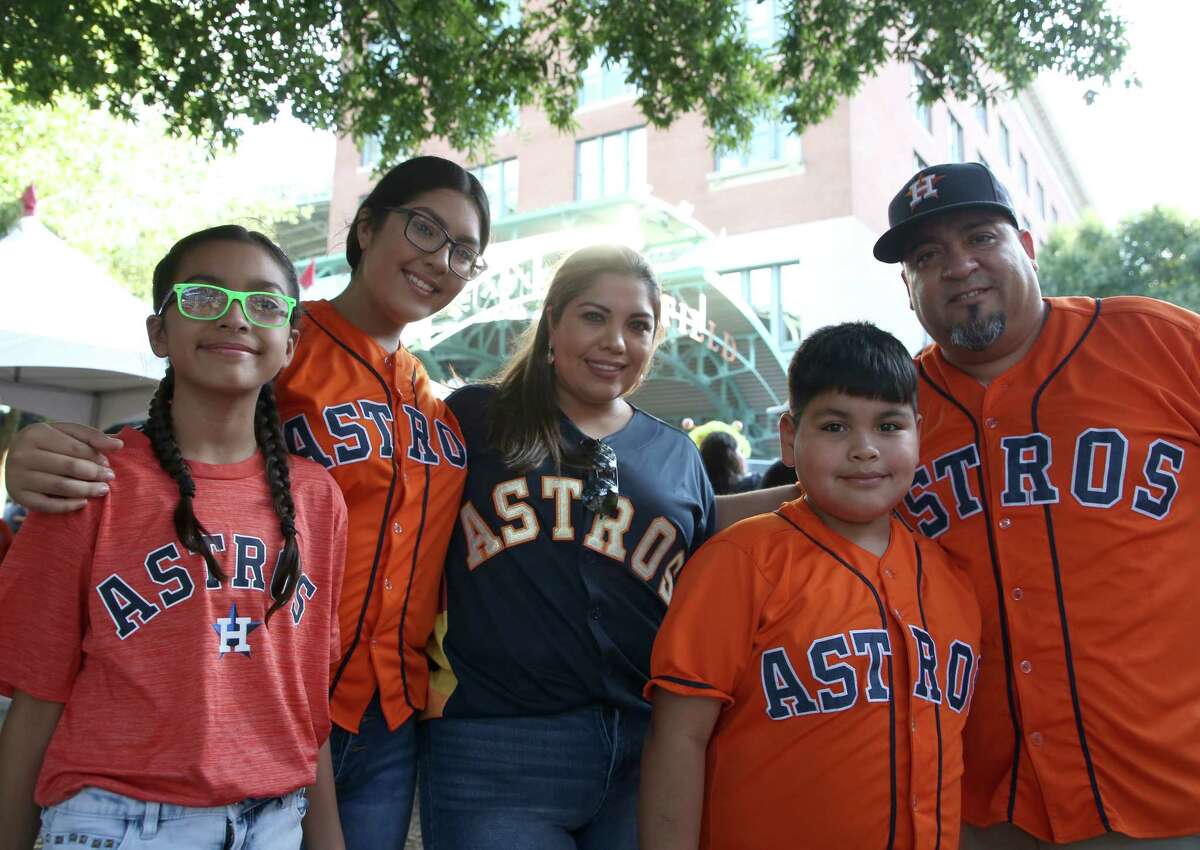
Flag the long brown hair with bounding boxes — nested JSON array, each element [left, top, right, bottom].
[[146, 226, 302, 622], [489, 245, 663, 471]]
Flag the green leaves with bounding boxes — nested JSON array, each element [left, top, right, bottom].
[[0, 0, 1129, 160], [0, 88, 300, 300], [1039, 208, 1200, 312]]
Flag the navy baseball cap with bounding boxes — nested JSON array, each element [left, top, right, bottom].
[[873, 162, 1019, 263]]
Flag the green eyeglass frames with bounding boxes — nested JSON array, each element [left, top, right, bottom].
[[159, 283, 298, 329]]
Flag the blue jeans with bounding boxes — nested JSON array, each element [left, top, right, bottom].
[[41, 786, 306, 849], [419, 705, 649, 850], [329, 694, 418, 850]]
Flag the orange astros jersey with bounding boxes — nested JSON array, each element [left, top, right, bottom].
[[275, 299, 467, 733], [901, 296, 1200, 843], [648, 498, 981, 850]]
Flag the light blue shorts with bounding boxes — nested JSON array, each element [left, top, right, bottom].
[[40, 785, 307, 849]]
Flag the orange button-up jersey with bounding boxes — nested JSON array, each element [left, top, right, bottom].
[[276, 300, 467, 732], [902, 297, 1200, 842], [648, 498, 981, 850]]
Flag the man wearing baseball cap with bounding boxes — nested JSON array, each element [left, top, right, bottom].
[[879, 162, 1200, 849]]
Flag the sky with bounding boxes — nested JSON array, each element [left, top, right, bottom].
[[230, 0, 1196, 226], [1039, 0, 1200, 222]]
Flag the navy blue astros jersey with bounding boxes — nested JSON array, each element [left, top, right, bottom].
[[426, 384, 716, 718]]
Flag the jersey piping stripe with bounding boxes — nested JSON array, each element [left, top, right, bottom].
[[774, 509, 897, 850], [913, 544, 945, 850], [304, 311, 402, 705], [917, 362, 1025, 821], [395, 366, 433, 712], [1028, 298, 1111, 833], [655, 674, 718, 691]]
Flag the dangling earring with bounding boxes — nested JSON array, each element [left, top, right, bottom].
[[546, 344, 555, 365]]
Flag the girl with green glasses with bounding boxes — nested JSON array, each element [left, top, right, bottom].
[[0, 225, 347, 849]]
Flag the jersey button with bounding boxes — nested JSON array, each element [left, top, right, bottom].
[[393, 522, 403, 534], [910, 718, 917, 732], [1030, 731, 1044, 747], [998, 517, 1012, 529], [384, 578, 393, 591], [911, 794, 918, 811], [1019, 659, 1033, 674], [590, 606, 601, 621], [985, 417, 999, 429], [883, 568, 895, 579], [1011, 587, 1024, 601]]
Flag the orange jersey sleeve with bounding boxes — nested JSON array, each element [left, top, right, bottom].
[[649, 498, 981, 850], [275, 300, 467, 732]]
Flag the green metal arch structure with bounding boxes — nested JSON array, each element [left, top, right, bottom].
[[299, 195, 795, 457]]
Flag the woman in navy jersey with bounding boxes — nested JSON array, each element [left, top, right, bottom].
[[422, 245, 716, 850]]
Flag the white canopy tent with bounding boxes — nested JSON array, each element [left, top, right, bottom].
[[0, 213, 164, 428]]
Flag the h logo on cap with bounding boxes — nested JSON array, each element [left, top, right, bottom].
[[907, 173, 944, 208]]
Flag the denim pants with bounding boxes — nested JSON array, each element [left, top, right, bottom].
[[329, 693, 418, 850], [419, 705, 649, 850], [40, 786, 307, 849]]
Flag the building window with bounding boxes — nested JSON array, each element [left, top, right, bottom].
[[1019, 153, 1030, 195], [576, 126, 647, 201], [999, 120, 1011, 166], [360, 134, 382, 170], [1022, 214, 1033, 232], [470, 158, 519, 220], [1051, 206, 1059, 224], [1036, 181, 1046, 219], [715, 114, 802, 173], [949, 114, 965, 163], [911, 64, 933, 133], [719, 262, 801, 349], [578, 52, 637, 108], [743, 0, 784, 48], [976, 99, 989, 132], [914, 151, 929, 172]]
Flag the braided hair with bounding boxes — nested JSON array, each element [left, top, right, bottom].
[[146, 225, 303, 621]]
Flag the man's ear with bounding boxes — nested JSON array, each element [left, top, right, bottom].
[[146, 315, 169, 359], [1018, 228, 1038, 271], [900, 268, 916, 312], [778, 411, 797, 468]]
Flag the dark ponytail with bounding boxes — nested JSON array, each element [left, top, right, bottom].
[[255, 382, 301, 621], [143, 366, 226, 586]]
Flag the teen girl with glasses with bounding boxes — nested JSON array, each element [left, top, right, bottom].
[[0, 226, 347, 849], [4, 156, 492, 849]]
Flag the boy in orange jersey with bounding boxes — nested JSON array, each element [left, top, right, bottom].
[[639, 322, 981, 850]]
